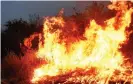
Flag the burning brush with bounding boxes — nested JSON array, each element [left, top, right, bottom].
[[23, 1, 133, 84]]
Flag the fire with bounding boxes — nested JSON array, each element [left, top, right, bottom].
[[24, 1, 133, 84]]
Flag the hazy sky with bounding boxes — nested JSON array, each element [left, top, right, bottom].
[[1, 1, 92, 24]]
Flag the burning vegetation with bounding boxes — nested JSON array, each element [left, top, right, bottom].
[[2, 1, 133, 84]]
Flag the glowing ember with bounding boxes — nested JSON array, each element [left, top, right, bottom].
[[24, 1, 133, 84]]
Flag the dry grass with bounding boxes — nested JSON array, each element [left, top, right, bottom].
[[1, 50, 46, 84]]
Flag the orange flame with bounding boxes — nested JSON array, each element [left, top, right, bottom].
[[24, 33, 39, 49], [28, 1, 133, 84]]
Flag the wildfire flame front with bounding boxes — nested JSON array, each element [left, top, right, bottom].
[[24, 1, 133, 84]]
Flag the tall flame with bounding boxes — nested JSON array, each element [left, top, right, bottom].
[[28, 1, 133, 83]]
